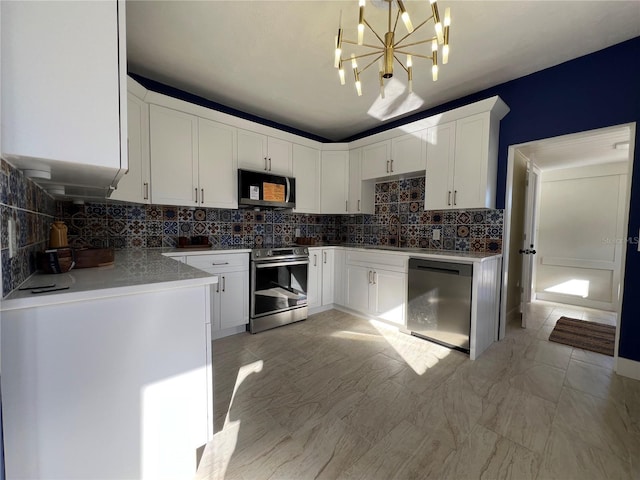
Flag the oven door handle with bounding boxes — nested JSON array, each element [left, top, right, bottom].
[[254, 259, 309, 269]]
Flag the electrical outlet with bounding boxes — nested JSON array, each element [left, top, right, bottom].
[[295, 227, 301, 237], [432, 228, 441, 241], [8, 217, 17, 258]]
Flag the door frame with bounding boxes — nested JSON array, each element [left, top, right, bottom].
[[499, 123, 636, 364]]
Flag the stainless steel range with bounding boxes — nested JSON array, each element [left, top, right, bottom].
[[249, 246, 309, 333]]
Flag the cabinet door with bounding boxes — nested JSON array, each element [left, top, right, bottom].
[[372, 269, 407, 325], [2, 1, 124, 170], [391, 132, 425, 176], [237, 129, 268, 171], [349, 149, 375, 215], [321, 249, 335, 305], [425, 122, 456, 210], [320, 151, 349, 214], [453, 113, 491, 209], [361, 141, 391, 180], [267, 137, 293, 175], [346, 264, 371, 313], [149, 104, 199, 206], [307, 248, 322, 309], [293, 144, 321, 214], [112, 93, 150, 203], [333, 249, 346, 306], [219, 270, 248, 329], [198, 118, 238, 209]]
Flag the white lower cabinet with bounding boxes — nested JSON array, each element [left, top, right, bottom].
[[185, 253, 249, 333], [345, 251, 407, 326], [308, 247, 335, 309]]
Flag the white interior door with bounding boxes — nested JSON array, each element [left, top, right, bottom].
[[520, 161, 540, 328]]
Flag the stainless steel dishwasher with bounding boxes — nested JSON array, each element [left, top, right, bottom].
[[407, 258, 472, 353]]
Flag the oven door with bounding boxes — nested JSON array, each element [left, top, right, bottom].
[[251, 258, 309, 319]]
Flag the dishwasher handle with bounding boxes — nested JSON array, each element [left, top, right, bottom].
[[409, 258, 472, 277]]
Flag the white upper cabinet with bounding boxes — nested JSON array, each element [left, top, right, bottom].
[[149, 104, 237, 208], [149, 105, 199, 206], [292, 144, 321, 214], [425, 111, 498, 210], [198, 118, 238, 209], [348, 148, 374, 214], [111, 92, 150, 203], [361, 132, 425, 181], [1, 0, 127, 188], [361, 141, 391, 180], [320, 151, 349, 214], [237, 129, 292, 175]]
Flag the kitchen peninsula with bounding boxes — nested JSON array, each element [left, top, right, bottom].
[[1, 250, 217, 479]]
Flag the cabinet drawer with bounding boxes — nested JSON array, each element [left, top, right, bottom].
[[346, 250, 407, 273], [186, 253, 249, 272]]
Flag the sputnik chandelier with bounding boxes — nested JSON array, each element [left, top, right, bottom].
[[333, 0, 451, 98]]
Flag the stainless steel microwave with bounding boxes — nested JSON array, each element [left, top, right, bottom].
[[237, 169, 296, 209]]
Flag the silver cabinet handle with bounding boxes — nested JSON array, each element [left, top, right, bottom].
[[447, 191, 452, 206], [390, 159, 394, 172], [313, 254, 317, 267], [264, 157, 268, 170], [201, 188, 204, 204], [268, 158, 272, 171], [386, 160, 390, 173], [215, 282, 219, 293], [345, 200, 348, 212], [358, 199, 361, 212], [454, 190, 457, 206], [222, 276, 226, 292], [323, 251, 327, 264], [374, 271, 378, 284], [195, 188, 198, 204], [143, 182, 149, 200], [368, 270, 372, 284], [211, 262, 229, 265]]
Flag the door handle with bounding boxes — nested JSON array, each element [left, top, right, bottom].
[[519, 249, 538, 255]]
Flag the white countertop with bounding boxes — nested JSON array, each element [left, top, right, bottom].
[[1, 249, 218, 311]]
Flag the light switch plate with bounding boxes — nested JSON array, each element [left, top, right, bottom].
[[8, 218, 17, 258], [432, 228, 441, 241]]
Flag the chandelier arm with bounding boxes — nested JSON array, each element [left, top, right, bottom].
[[359, 54, 384, 75], [395, 17, 434, 47], [343, 50, 385, 64], [396, 38, 437, 49], [363, 18, 385, 46], [393, 54, 409, 74], [392, 9, 400, 34], [343, 39, 384, 50], [395, 51, 435, 61]]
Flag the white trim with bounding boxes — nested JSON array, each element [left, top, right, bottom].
[[616, 357, 640, 381]]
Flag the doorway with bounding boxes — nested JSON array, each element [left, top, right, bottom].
[[500, 124, 635, 360]]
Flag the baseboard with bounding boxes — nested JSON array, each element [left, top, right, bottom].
[[308, 304, 334, 316], [535, 292, 614, 312], [212, 324, 247, 340], [616, 356, 640, 381]]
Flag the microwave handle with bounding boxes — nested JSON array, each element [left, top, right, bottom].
[[285, 177, 290, 203]]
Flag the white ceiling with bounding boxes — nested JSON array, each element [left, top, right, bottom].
[[126, 1, 640, 142], [516, 125, 632, 172]]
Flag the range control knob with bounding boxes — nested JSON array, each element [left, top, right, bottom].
[[254, 250, 261, 258], [266, 250, 272, 257]]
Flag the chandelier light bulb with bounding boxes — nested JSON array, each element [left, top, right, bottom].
[[338, 63, 346, 85], [435, 22, 444, 44], [444, 7, 451, 27], [443, 44, 449, 64], [358, 23, 364, 45], [355, 79, 363, 96], [351, 53, 358, 70], [432, 64, 438, 81], [407, 54, 412, 68]]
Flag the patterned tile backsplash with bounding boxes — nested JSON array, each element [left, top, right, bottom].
[[1, 159, 57, 297], [57, 175, 503, 254]]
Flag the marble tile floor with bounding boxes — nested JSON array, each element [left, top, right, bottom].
[[196, 305, 639, 480]]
